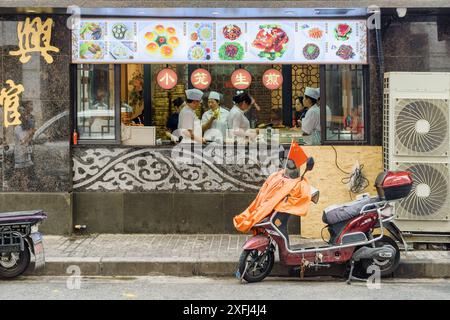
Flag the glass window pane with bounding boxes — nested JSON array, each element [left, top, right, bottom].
[[77, 64, 116, 140], [325, 65, 365, 142]]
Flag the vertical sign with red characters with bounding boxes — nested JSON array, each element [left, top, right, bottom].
[[157, 68, 178, 89], [231, 69, 252, 90], [190, 68, 212, 90]]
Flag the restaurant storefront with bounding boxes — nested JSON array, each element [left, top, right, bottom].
[[0, 4, 449, 237]]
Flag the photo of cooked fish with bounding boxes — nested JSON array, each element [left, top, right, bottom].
[[251, 24, 290, 61]]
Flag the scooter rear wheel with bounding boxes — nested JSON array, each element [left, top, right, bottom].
[[356, 235, 401, 278], [238, 249, 274, 283], [0, 242, 31, 279]]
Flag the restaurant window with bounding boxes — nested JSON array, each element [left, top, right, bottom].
[[76, 64, 120, 142], [323, 64, 367, 143]]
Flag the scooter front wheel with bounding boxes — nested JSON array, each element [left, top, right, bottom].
[[0, 242, 31, 279], [238, 249, 274, 283]]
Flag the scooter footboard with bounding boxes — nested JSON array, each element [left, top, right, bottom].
[[242, 235, 270, 252]]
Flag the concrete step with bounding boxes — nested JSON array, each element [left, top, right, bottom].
[[28, 254, 450, 279], [26, 235, 449, 279]]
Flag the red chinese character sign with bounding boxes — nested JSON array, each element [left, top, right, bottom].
[[157, 68, 177, 89], [231, 69, 252, 90], [262, 69, 283, 90], [191, 68, 212, 90]]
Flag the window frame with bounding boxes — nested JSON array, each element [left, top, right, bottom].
[[320, 64, 370, 145], [73, 63, 122, 145]]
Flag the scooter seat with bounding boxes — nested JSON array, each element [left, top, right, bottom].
[[0, 210, 46, 224], [322, 196, 379, 225]]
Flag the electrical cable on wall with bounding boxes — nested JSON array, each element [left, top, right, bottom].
[[331, 146, 370, 199]]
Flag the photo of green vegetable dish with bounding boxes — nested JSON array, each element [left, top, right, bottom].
[[219, 42, 244, 60]]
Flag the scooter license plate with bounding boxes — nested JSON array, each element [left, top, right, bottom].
[[30, 233, 45, 270]]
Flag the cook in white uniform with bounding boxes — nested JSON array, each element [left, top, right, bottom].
[[201, 91, 229, 142], [227, 91, 258, 142], [177, 88, 204, 144], [301, 87, 322, 145]]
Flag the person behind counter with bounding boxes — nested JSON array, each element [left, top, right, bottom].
[[166, 97, 185, 133], [293, 96, 308, 127], [227, 91, 258, 141], [201, 91, 229, 142], [177, 89, 205, 144], [301, 87, 321, 145]]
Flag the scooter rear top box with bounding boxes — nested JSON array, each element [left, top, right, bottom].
[[375, 171, 413, 201]]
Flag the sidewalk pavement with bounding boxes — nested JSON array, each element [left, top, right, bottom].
[[31, 234, 450, 278]]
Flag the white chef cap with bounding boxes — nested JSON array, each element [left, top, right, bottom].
[[304, 87, 320, 100], [208, 91, 220, 101], [185, 89, 204, 101]]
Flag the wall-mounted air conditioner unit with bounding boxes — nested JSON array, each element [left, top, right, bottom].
[[383, 72, 450, 234]]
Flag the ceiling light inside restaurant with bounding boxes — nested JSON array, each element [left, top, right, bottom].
[[211, 11, 221, 15]]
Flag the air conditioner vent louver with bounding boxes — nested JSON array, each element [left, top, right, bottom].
[[395, 99, 449, 156], [395, 163, 449, 221]]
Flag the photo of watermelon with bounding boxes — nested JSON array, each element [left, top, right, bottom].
[[334, 23, 352, 41]]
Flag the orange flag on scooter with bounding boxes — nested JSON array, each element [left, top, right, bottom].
[[288, 140, 307, 168]]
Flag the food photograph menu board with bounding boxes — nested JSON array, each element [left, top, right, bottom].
[[72, 19, 367, 64]]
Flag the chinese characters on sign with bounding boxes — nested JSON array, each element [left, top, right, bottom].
[[191, 68, 211, 90], [9, 17, 60, 64], [156, 68, 256, 91], [231, 69, 252, 90], [0, 16, 60, 128], [0, 80, 25, 128], [262, 69, 283, 90], [157, 68, 178, 89]]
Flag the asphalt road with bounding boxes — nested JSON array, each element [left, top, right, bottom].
[[0, 276, 449, 300]]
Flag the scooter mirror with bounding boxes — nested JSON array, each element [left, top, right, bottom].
[[278, 146, 286, 165], [301, 157, 314, 180], [305, 157, 315, 172]]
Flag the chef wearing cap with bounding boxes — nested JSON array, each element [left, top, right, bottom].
[[301, 87, 321, 145], [177, 88, 205, 143], [201, 91, 229, 142]]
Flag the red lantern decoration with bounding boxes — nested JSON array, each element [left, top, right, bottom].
[[231, 69, 252, 90], [190, 68, 212, 90], [262, 69, 283, 90], [157, 68, 178, 89]]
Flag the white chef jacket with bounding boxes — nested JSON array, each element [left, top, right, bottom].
[[302, 104, 332, 145], [227, 105, 257, 141], [178, 105, 201, 143], [201, 107, 229, 142]]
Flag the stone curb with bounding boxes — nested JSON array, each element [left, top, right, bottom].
[[28, 258, 450, 278]]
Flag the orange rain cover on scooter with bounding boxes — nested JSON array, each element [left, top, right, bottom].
[[233, 170, 312, 233]]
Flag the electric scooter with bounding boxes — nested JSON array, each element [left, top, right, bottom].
[[237, 157, 412, 284], [0, 210, 47, 278]]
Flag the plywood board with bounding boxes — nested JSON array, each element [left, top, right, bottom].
[[299, 146, 383, 239]]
